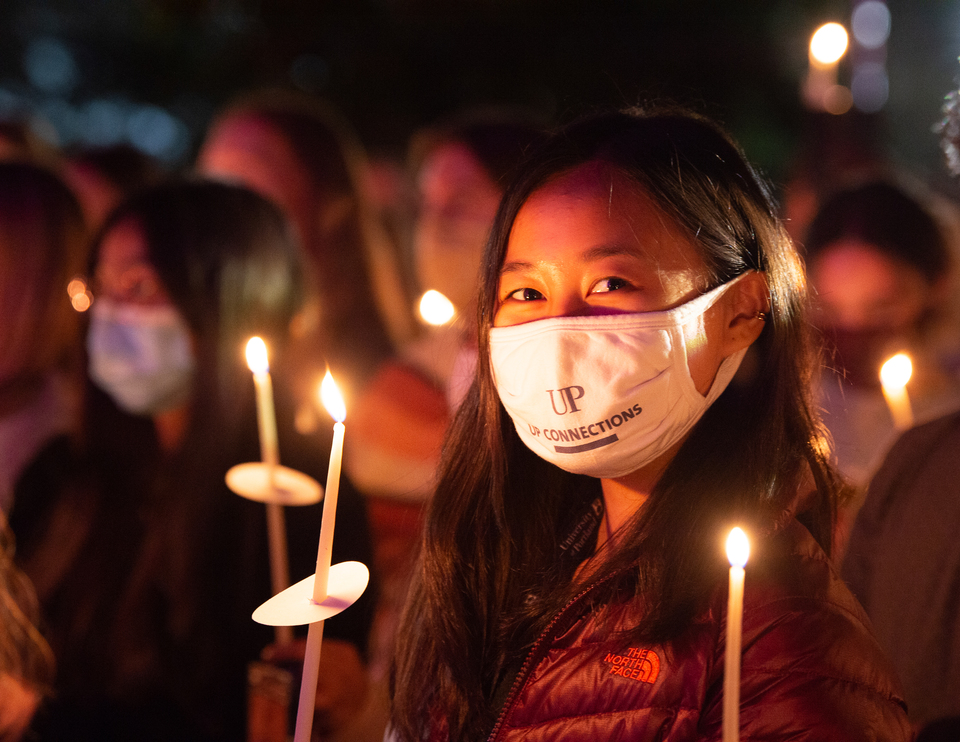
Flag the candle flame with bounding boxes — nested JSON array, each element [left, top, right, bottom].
[[879, 353, 912, 391], [245, 337, 269, 374], [810, 22, 848, 65], [419, 289, 456, 326], [726, 527, 750, 569], [320, 370, 346, 422]]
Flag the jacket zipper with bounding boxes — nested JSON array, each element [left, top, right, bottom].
[[486, 571, 623, 741]]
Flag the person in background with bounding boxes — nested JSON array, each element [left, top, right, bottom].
[[344, 111, 545, 694], [403, 109, 547, 411], [12, 179, 375, 741], [839, 79, 960, 742], [389, 107, 910, 742], [0, 513, 55, 742], [60, 143, 165, 231], [196, 90, 412, 418], [804, 180, 960, 493], [0, 161, 88, 513]]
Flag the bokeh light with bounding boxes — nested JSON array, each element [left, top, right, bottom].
[[810, 23, 849, 65], [67, 277, 93, 312], [419, 289, 456, 326], [852, 1, 891, 50]]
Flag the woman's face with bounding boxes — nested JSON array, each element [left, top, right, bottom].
[[494, 161, 732, 395], [94, 218, 171, 307], [809, 238, 932, 385], [809, 238, 929, 332], [413, 141, 503, 310], [87, 218, 195, 422]]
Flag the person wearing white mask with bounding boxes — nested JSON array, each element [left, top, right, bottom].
[[14, 179, 376, 742], [389, 108, 911, 742]]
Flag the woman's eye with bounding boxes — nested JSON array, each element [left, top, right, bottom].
[[591, 277, 630, 294], [505, 287, 544, 302]]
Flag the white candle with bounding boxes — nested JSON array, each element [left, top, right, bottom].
[[880, 353, 914, 431], [803, 22, 849, 111], [294, 371, 346, 742], [245, 337, 292, 644], [246, 338, 280, 469], [724, 527, 750, 742]]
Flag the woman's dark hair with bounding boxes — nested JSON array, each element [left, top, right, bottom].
[[391, 107, 840, 741], [93, 178, 305, 444], [65, 143, 164, 196], [804, 180, 950, 284], [87, 179, 308, 736], [409, 107, 548, 189]]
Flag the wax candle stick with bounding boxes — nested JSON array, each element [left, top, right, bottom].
[[880, 353, 914, 431], [724, 527, 750, 742], [803, 22, 849, 112], [294, 371, 346, 742], [245, 337, 292, 645], [246, 338, 280, 470]]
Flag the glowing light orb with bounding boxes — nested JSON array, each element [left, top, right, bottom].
[[810, 23, 849, 65], [419, 289, 456, 326]]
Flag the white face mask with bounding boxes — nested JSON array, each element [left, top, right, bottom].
[[87, 298, 195, 415], [489, 278, 747, 479]]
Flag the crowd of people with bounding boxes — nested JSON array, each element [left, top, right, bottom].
[[0, 85, 959, 742]]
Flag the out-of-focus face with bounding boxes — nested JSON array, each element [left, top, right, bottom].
[[93, 218, 171, 307], [809, 238, 931, 383], [87, 217, 196, 421], [494, 160, 730, 396], [197, 115, 313, 245], [810, 239, 929, 331], [413, 142, 503, 312]]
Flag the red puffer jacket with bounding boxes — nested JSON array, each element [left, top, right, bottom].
[[487, 520, 912, 741]]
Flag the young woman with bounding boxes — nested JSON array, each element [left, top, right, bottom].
[[14, 179, 375, 741], [0, 162, 88, 513], [390, 109, 911, 741], [196, 90, 410, 410], [805, 180, 960, 489]]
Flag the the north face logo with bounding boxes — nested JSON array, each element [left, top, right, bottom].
[[603, 647, 660, 684]]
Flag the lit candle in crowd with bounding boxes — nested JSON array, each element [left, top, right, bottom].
[[294, 370, 347, 742], [724, 527, 750, 742], [804, 22, 851, 114], [419, 288, 456, 326], [880, 353, 914, 431], [246, 337, 280, 469], [245, 337, 292, 644]]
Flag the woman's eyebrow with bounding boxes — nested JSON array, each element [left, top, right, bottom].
[[499, 259, 534, 275], [499, 244, 642, 275], [582, 244, 642, 262]]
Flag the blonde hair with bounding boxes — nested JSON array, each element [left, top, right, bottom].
[[0, 512, 55, 699]]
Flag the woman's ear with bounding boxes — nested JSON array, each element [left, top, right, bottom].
[[722, 271, 770, 355]]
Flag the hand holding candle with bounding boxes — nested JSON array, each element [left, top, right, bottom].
[[724, 527, 750, 742], [880, 353, 914, 431]]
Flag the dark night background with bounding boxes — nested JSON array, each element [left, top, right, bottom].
[[1, 0, 959, 194]]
